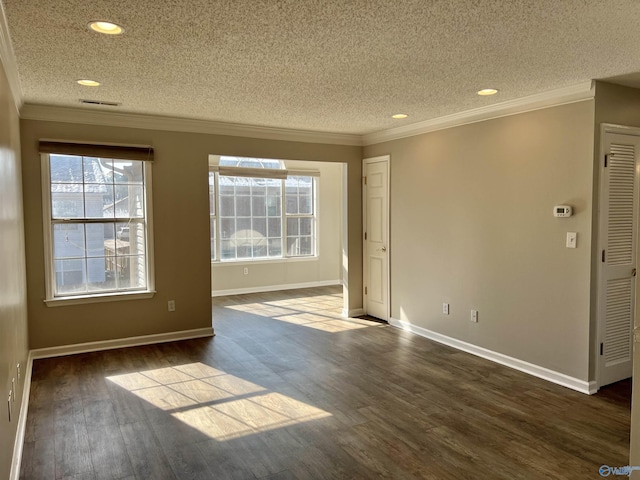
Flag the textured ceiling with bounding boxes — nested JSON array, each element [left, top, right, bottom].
[[4, 0, 640, 135]]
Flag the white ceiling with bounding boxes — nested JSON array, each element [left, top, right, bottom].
[[3, 0, 640, 136]]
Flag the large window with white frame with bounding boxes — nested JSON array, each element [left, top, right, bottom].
[[209, 156, 317, 262], [41, 144, 154, 303]]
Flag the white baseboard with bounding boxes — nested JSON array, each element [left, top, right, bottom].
[[30, 327, 215, 360], [9, 352, 34, 480], [211, 280, 342, 297], [389, 318, 593, 395], [342, 308, 365, 318]]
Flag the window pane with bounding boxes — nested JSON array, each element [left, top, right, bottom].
[[220, 218, 235, 238], [50, 155, 83, 183], [268, 218, 281, 237], [267, 196, 281, 216], [54, 258, 86, 294], [219, 156, 283, 169], [52, 191, 84, 219], [113, 185, 144, 218], [114, 160, 144, 184], [252, 196, 266, 216], [220, 196, 235, 216], [53, 224, 85, 259], [210, 217, 216, 260], [117, 256, 147, 289], [237, 217, 251, 232], [287, 217, 299, 235], [252, 217, 267, 237], [299, 237, 313, 256], [251, 179, 266, 195], [84, 157, 109, 185], [209, 171, 216, 215], [268, 240, 282, 257], [236, 196, 251, 216], [86, 257, 111, 291], [286, 176, 313, 215], [286, 216, 314, 257], [85, 223, 108, 258], [300, 217, 312, 236], [286, 195, 298, 215]]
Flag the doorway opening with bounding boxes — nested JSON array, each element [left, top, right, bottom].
[[208, 155, 351, 317]]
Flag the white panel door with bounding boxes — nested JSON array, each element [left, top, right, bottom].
[[363, 157, 389, 320], [598, 132, 640, 387]]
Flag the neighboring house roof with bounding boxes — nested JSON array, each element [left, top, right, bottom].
[[50, 155, 108, 194]]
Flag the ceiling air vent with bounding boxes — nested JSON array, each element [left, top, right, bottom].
[[79, 99, 121, 107]]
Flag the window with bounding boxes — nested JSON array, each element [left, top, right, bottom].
[[41, 145, 154, 303], [209, 156, 317, 262]]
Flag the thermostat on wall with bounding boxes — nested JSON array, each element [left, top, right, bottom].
[[553, 205, 572, 217]]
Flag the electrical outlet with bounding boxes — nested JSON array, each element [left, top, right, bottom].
[[168, 300, 176, 312], [471, 310, 478, 323], [443, 303, 449, 315], [243, 267, 249, 275]]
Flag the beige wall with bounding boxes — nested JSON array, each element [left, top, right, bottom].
[[211, 159, 343, 294], [364, 100, 596, 380], [593, 81, 640, 474], [0, 62, 29, 478], [21, 120, 362, 349]]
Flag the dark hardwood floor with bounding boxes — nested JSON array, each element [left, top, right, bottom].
[[20, 286, 631, 479]]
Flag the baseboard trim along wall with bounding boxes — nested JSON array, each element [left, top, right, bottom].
[[389, 318, 594, 395], [30, 327, 215, 360], [9, 352, 33, 480], [342, 308, 365, 318], [211, 280, 342, 297]]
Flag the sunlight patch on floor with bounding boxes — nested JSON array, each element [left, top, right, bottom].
[[222, 292, 380, 332], [273, 313, 375, 332], [106, 362, 331, 441]]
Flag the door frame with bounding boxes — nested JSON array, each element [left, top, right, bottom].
[[362, 155, 390, 321], [596, 123, 640, 389]]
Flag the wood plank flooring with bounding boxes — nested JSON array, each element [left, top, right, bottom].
[[20, 286, 631, 479]]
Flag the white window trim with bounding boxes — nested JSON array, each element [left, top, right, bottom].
[[41, 153, 156, 305]]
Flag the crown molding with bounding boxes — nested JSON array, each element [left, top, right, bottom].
[[362, 81, 596, 146], [20, 104, 363, 146], [0, 0, 22, 112], [19, 80, 596, 148]]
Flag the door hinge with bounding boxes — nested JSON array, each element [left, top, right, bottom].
[[602, 250, 606, 263], [364, 232, 367, 240], [363, 176, 367, 185], [365, 286, 368, 295], [600, 342, 604, 356], [604, 154, 608, 167]]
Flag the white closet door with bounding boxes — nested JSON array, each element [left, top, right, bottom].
[[598, 133, 640, 387]]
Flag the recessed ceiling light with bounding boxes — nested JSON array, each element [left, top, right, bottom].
[[77, 79, 101, 87], [391, 113, 408, 119], [88, 21, 124, 35], [477, 88, 499, 96]]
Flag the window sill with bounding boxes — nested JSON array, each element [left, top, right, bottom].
[[44, 290, 156, 307], [211, 256, 318, 267]]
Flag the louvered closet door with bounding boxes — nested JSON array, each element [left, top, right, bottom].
[[599, 133, 640, 387]]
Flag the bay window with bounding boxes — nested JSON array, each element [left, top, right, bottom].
[[209, 156, 317, 262]]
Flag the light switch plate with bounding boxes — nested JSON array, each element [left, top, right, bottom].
[[566, 232, 577, 248]]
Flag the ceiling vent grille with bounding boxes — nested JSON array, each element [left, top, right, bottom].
[[79, 99, 121, 107]]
